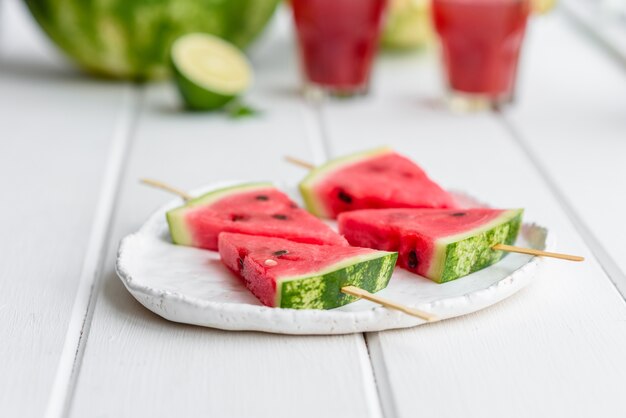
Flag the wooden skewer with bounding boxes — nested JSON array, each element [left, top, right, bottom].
[[140, 178, 193, 202], [341, 285, 437, 322], [285, 156, 315, 170], [492, 244, 584, 262], [141, 178, 435, 320]]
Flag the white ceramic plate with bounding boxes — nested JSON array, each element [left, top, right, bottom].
[[116, 182, 548, 335]]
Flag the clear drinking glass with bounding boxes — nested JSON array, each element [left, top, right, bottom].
[[432, 0, 531, 110], [290, 0, 388, 97]]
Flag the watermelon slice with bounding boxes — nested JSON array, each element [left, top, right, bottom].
[[25, 0, 281, 79], [299, 147, 456, 218], [166, 183, 347, 251], [338, 208, 523, 283], [218, 233, 398, 309]]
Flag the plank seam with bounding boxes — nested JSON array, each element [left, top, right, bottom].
[[299, 97, 331, 165], [307, 97, 387, 418], [43, 85, 143, 418], [363, 334, 397, 418], [496, 110, 626, 303], [354, 335, 385, 418], [560, 2, 626, 70], [312, 99, 334, 161]]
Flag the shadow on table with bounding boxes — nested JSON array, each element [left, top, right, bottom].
[[0, 55, 108, 84], [100, 266, 357, 340], [101, 268, 254, 336], [100, 269, 170, 326]]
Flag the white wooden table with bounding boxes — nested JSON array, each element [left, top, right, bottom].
[[2, 1, 625, 417]]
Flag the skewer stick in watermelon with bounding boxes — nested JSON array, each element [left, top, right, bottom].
[[284, 156, 315, 170], [490, 244, 583, 261], [219, 233, 435, 320], [141, 178, 437, 320], [142, 178, 193, 201]]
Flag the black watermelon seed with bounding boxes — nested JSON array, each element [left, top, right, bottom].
[[407, 250, 419, 269], [272, 214, 288, 220], [451, 212, 466, 217], [273, 250, 289, 257], [237, 258, 244, 270], [255, 195, 269, 201], [338, 190, 353, 204], [231, 214, 247, 221]]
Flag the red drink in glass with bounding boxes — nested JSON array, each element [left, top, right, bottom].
[[432, 0, 531, 108], [291, 0, 387, 96]]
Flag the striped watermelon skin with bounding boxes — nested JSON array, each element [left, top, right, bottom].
[[339, 208, 524, 283], [25, 0, 281, 79], [219, 233, 397, 309]]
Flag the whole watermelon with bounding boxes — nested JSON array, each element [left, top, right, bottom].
[[24, 0, 281, 79]]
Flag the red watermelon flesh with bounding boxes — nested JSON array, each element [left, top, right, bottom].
[[166, 183, 347, 251], [218, 233, 397, 309], [338, 208, 523, 283], [299, 147, 457, 218]]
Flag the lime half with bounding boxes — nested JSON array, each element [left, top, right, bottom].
[[171, 33, 253, 111]]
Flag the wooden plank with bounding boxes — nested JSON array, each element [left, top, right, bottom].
[[320, 27, 626, 417], [0, 1, 134, 417], [561, 0, 626, 66], [69, 15, 381, 418], [505, 12, 626, 294]]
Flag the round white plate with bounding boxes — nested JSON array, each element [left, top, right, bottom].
[[116, 182, 548, 335]]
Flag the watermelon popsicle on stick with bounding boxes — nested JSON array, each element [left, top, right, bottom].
[[218, 233, 398, 309], [219, 233, 435, 319], [296, 147, 457, 219], [339, 208, 583, 283], [162, 182, 347, 250], [339, 208, 524, 282]]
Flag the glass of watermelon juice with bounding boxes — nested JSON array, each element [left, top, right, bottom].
[[290, 0, 388, 97], [432, 0, 531, 109]]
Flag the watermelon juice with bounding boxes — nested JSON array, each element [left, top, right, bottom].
[[290, 0, 387, 96], [432, 0, 531, 106]]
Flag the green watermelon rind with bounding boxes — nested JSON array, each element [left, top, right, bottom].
[[299, 147, 393, 217], [166, 182, 273, 246], [24, 0, 281, 80], [277, 251, 398, 309], [431, 209, 524, 283]]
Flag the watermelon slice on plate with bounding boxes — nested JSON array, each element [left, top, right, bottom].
[[219, 233, 397, 309], [166, 183, 347, 250], [299, 147, 456, 218], [338, 208, 523, 283]]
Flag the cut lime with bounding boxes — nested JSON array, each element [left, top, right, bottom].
[[171, 33, 253, 111]]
